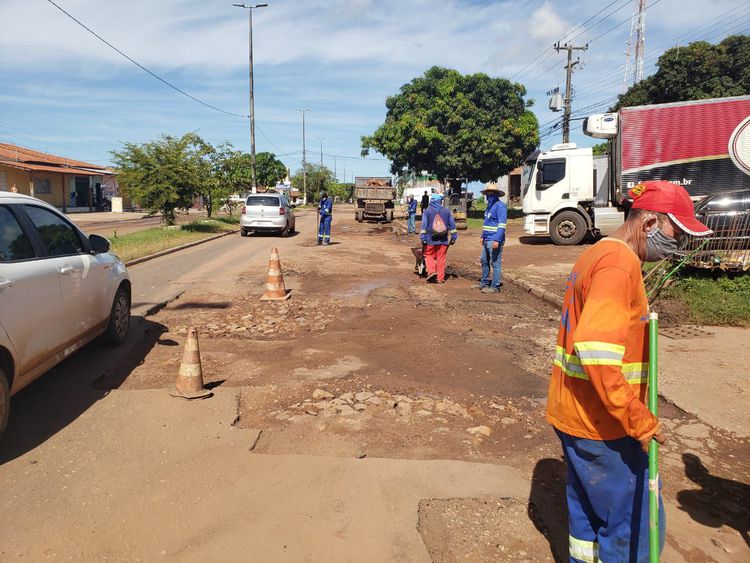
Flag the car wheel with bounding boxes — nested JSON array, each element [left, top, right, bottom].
[[0, 367, 9, 442], [289, 220, 296, 234], [104, 285, 130, 346], [550, 210, 588, 245], [240, 229, 249, 237]]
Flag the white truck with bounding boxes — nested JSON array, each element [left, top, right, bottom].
[[522, 95, 750, 245]]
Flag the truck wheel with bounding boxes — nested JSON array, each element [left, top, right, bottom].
[[550, 211, 587, 245], [386, 210, 393, 223], [0, 367, 9, 442], [356, 210, 364, 223]]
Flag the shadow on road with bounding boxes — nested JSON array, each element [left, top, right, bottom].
[[171, 301, 231, 310], [0, 316, 166, 465], [528, 457, 568, 562], [676, 453, 750, 548]]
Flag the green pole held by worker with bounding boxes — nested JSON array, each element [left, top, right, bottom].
[[648, 311, 660, 563]]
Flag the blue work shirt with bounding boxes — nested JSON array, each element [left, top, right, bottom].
[[481, 197, 507, 243], [408, 199, 418, 215], [420, 201, 458, 246], [319, 198, 333, 218]]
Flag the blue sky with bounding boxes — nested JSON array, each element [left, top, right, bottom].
[[1, 0, 748, 181]]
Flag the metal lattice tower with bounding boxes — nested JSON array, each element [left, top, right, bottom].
[[623, 0, 647, 91]]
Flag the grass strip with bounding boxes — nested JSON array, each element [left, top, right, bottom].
[[111, 217, 238, 263], [663, 270, 750, 326]]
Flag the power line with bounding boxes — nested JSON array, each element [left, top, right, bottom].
[[588, 0, 663, 44], [514, 0, 631, 83], [44, 0, 248, 119]]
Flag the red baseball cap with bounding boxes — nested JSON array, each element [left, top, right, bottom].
[[629, 180, 712, 236]]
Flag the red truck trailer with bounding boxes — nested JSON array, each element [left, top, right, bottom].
[[523, 95, 750, 245]]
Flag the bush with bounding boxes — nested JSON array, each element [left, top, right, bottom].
[[663, 270, 750, 326]]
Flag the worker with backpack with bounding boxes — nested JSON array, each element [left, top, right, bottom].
[[419, 192, 457, 283]]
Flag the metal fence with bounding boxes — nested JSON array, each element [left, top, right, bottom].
[[683, 210, 750, 271]]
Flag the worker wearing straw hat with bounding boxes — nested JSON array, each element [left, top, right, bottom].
[[546, 180, 712, 562], [477, 185, 507, 293]]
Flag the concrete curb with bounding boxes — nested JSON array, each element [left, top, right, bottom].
[[125, 229, 239, 267], [504, 272, 564, 310]]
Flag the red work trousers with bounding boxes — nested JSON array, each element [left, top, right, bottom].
[[424, 244, 448, 282]]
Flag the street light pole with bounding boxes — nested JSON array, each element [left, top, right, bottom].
[[233, 3, 268, 194], [318, 138, 324, 166], [299, 109, 310, 204]]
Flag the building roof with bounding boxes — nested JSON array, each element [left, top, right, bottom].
[[0, 160, 103, 176], [0, 142, 111, 175]]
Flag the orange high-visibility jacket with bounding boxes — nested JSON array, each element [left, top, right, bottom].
[[546, 238, 659, 441]]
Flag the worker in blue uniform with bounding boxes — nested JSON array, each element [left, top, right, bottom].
[[318, 191, 333, 245], [406, 195, 418, 234], [478, 185, 507, 293]]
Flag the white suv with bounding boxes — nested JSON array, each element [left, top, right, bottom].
[[0, 193, 131, 439]]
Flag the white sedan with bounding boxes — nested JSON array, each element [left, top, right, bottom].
[[0, 193, 131, 439]]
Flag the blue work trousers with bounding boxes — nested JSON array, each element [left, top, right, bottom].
[[318, 216, 332, 242], [556, 429, 665, 563], [407, 213, 416, 234], [480, 239, 503, 289]]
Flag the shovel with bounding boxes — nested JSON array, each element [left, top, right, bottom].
[[648, 311, 660, 562]]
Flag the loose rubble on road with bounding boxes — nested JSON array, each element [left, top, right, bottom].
[[88, 211, 748, 562]]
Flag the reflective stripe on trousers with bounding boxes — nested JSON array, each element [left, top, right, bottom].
[[569, 535, 599, 562]]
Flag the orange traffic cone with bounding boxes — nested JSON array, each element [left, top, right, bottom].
[[261, 247, 291, 301], [170, 327, 212, 399]]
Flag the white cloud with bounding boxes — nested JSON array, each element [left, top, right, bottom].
[[1, 0, 747, 168], [528, 2, 570, 45]]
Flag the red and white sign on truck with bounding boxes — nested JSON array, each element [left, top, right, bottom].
[[522, 95, 750, 245]]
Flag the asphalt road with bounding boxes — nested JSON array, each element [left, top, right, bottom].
[[0, 209, 317, 463]]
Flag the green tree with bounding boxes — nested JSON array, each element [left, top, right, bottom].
[[361, 66, 539, 183], [328, 182, 354, 201], [291, 163, 336, 202], [615, 34, 750, 109], [255, 152, 288, 189], [112, 134, 202, 225], [592, 142, 609, 156]]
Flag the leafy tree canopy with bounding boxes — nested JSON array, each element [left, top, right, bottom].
[[615, 34, 750, 110], [592, 142, 609, 156], [290, 163, 337, 202], [361, 66, 539, 183], [112, 134, 289, 221], [112, 133, 204, 224]]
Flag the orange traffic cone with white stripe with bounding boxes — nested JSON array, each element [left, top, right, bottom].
[[170, 327, 212, 399], [261, 247, 291, 301]]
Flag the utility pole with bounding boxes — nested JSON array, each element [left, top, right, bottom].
[[233, 3, 268, 194], [299, 109, 309, 204], [555, 41, 588, 143], [333, 154, 337, 182], [318, 138, 324, 166]]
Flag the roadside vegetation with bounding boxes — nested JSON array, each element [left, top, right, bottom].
[[662, 270, 750, 327], [111, 134, 287, 224], [111, 217, 238, 263]]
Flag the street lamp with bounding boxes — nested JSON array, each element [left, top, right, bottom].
[[233, 3, 268, 194], [299, 109, 310, 204]]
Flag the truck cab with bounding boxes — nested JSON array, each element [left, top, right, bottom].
[[522, 143, 597, 244]]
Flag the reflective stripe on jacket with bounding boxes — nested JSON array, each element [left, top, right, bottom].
[[481, 199, 507, 243], [546, 238, 659, 442]]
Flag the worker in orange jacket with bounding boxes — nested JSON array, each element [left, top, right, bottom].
[[546, 180, 712, 562]]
